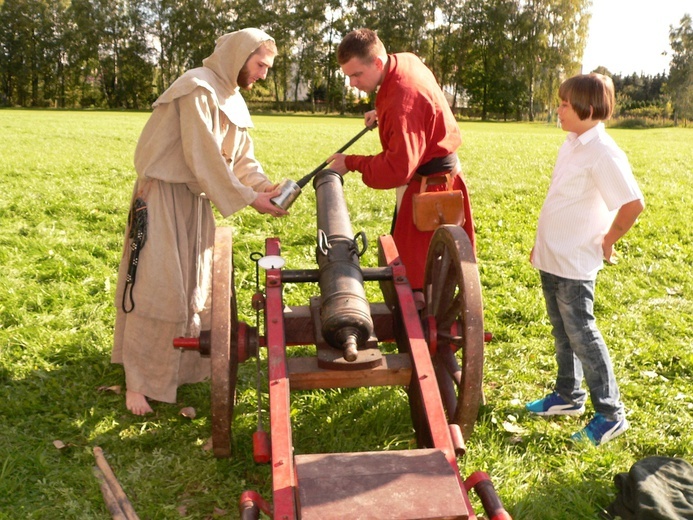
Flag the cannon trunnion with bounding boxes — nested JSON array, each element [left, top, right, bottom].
[[176, 169, 509, 520]]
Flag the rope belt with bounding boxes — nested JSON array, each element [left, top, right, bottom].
[[121, 197, 148, 313]]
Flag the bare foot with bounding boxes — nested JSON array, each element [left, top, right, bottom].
[[126, 390, 154, 415]]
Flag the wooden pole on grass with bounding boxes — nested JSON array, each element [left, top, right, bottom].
[[93, 446, 140, 520], [92, 466, 128, 520]]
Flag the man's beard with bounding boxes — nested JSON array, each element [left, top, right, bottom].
[[237, 65, 253, 89]]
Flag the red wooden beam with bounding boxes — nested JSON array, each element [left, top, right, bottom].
[[264, 237, 297, 520]]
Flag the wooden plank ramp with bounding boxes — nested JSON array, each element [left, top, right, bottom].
[[295, 448, 468, 520]]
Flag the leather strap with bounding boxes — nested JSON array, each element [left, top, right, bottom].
[[419, 173, 454, 193], [411, 161, 462, 185]]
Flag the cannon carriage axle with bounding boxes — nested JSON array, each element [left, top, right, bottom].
[[175, 169, 510, 520]]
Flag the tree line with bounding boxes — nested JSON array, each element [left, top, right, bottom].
[[1, 0, 691, 123]]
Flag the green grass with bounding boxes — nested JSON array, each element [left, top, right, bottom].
[[0, 109, 691, 519]]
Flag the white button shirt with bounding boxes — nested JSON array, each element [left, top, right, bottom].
[[532, 123, 644, 280]]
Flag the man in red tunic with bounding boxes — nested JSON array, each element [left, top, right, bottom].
[[327, 28, 475, 290]]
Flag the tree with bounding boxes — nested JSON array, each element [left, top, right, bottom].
[[667, 13, 693, 125], [515, 0, 545, 121], [0, 0, 67, 106], [539, 0, 590, 120], [427, 0, 462, 93], [63, 0, 153, 108], [0, 0, 636, 116], [146, 0, 234, 95], [458, 0, 518, 120]]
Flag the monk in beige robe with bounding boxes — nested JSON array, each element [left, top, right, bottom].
[[113, 28, 287, 415]]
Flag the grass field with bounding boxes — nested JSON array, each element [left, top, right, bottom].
[[0, 109, 691, 519]]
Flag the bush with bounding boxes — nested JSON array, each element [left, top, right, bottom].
[[611, 116, 674, 129]]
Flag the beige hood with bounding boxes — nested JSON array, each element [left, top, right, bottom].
[[152, 28, 274, 128]]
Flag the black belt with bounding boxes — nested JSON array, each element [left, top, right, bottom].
[[415, 152, 458, 176]]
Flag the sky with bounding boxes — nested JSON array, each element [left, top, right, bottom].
[[581, 0, 690, 76]]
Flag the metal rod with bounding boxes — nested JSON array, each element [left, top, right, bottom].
[[279, 266, 392, 284], [296, 125, 375, 188]]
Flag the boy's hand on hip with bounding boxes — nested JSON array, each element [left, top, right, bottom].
[[602, 243, 617, 265]]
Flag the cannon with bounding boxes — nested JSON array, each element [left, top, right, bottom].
[[175, 169, 510, 520]]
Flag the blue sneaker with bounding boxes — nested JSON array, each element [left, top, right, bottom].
[[526, 392, 585, 416], [571, 413, 629, 446]]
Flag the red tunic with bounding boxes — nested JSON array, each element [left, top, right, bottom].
[[345, 53, 476, 289]]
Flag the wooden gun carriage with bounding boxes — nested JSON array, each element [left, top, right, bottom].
[[175, 169, 511, 520]]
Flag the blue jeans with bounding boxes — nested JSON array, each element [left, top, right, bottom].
[[540, 271, 624, 421]]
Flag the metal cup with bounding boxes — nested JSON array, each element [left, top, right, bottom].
[[270, 178, 302, 211]]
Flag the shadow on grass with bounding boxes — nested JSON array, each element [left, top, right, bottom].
[[510, 477, 617, 520], [0, 348, 265, 517]]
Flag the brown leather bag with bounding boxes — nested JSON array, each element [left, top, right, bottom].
[[411, 174, 465, 232]]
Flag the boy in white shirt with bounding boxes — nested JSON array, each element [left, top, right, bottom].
[[526, 73, 644, 446]]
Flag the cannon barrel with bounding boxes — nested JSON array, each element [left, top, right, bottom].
[[313, 169, 374, 362]]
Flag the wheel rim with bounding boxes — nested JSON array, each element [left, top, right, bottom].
[[423, 225, 484, 440], [210, 227, 239, 458]]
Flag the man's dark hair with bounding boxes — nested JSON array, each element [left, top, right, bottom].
[[337, 28, 386, 65]]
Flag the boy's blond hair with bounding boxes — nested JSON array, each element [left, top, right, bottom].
[[559, 73, 615, 121]]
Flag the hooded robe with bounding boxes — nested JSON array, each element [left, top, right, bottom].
[[112, 28, 275, 403]]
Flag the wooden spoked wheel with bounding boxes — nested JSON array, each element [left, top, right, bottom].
[[209, 227, 239, 458], [423, 225, 484, 441]]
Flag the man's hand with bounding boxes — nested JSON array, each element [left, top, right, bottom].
[[364, 110, 378, 129], [326, 153, 349, 175], [251, 186, 289, 217]]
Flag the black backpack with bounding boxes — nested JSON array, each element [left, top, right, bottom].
[[606, 456, 693, 520]]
